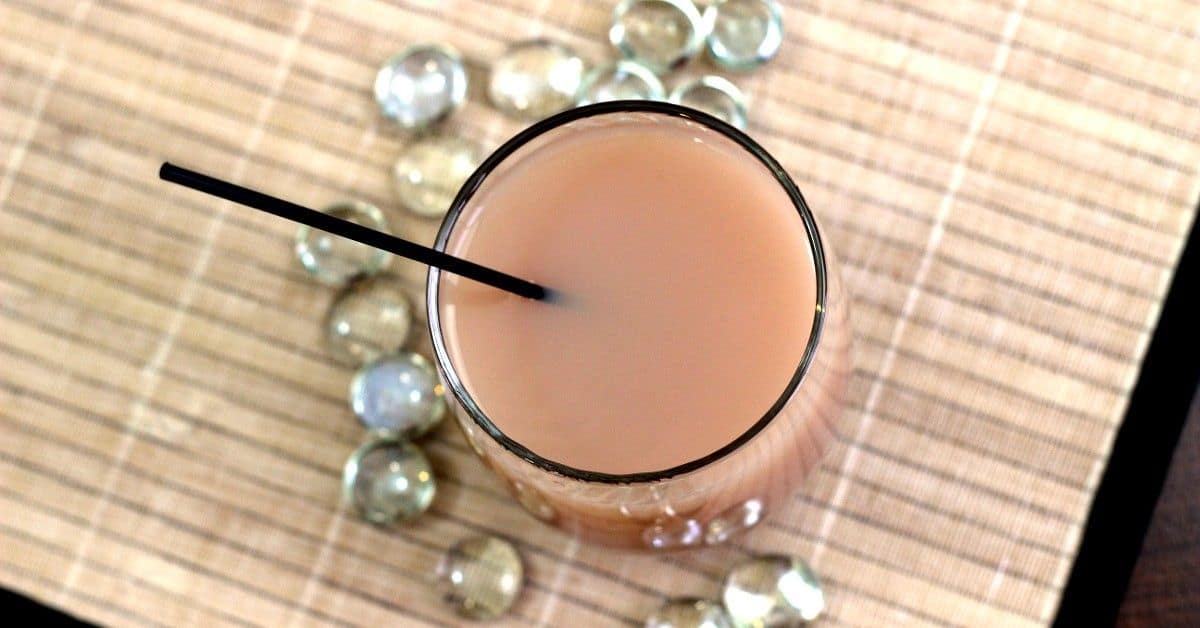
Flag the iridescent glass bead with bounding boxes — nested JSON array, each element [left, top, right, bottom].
[[610, 0, 707, 73], [576, 60, 666, 105], [342, 437, 436, 525], [722, 554, 824, 626], [705, 0, 783, 70], [437, 536, 524, 620], [325, 277, 413, 366], [295, 201, 391, 286], [375, 44, 467, 129], [704, 499, 765, 545], [645, 598, 733, 628], [669, 75, 748, 129], [349, 352, 446, 438], [489, 40, 585, 120], [392, 135, 482, 218]]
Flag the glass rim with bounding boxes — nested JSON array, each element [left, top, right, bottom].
[[426, 100, 829, 484]]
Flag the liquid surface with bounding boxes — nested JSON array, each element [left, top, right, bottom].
[[439, 114, 816, 474]]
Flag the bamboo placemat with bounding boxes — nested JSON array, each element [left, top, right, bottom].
[[1, 1, 1198, 626]]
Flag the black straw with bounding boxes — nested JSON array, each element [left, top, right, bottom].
[[159, 162, 551, 301]]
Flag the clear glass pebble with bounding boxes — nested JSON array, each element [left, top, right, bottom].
[[576, 60, 666, 105], [722, 554, 824, 626], [705, 0, 783, 70], [295, 201, 391, 286], [489, 40, 585, 120], [325, 277, 413, 366], [437, 536, 524, 620], [669, 75, 748, 130], [392, 135, 482, 218], [374, 44, 467, 129], [645, 598, 734, 628], [643, 516, 703, 550], [704, 498, 764, 545], [349, 352, 446, 438], [610, 0, 707, 73], [342, 437, 436, 525]]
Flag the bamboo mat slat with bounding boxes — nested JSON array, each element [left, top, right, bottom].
[[1, 1, 1198, 626]]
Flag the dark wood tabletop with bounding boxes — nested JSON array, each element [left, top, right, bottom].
[[1117, 393, 1200, 627]]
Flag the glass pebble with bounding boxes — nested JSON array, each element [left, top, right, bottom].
[[349, 352, 446, 438], [437, 536, 524, 620], [722, 554, 824, 626], [342, 437, 436, 525], [489, 40, 585, 120], [576, 60, 666, 105], [645, 598, 734, 628], [374, 44, 467, 129], [295, 201, 391, 286], [705, 0, 783, 70], [669, 75, 748, 130], [704, 498, 764, 545], [392, 135, 482, 218], [610, 0, 706, 73], [643, 516, 703, 550], [325, 277, 413, 366]]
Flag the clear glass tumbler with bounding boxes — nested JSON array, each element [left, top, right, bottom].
[[427, 101, 851, 549]]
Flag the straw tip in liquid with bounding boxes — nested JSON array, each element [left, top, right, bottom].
[[539, 288, 577, 307]]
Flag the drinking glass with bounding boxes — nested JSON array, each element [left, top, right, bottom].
[[427, 101, 852, 549]]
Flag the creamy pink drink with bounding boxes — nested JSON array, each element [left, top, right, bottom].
[[430, 105, 851, 548]]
